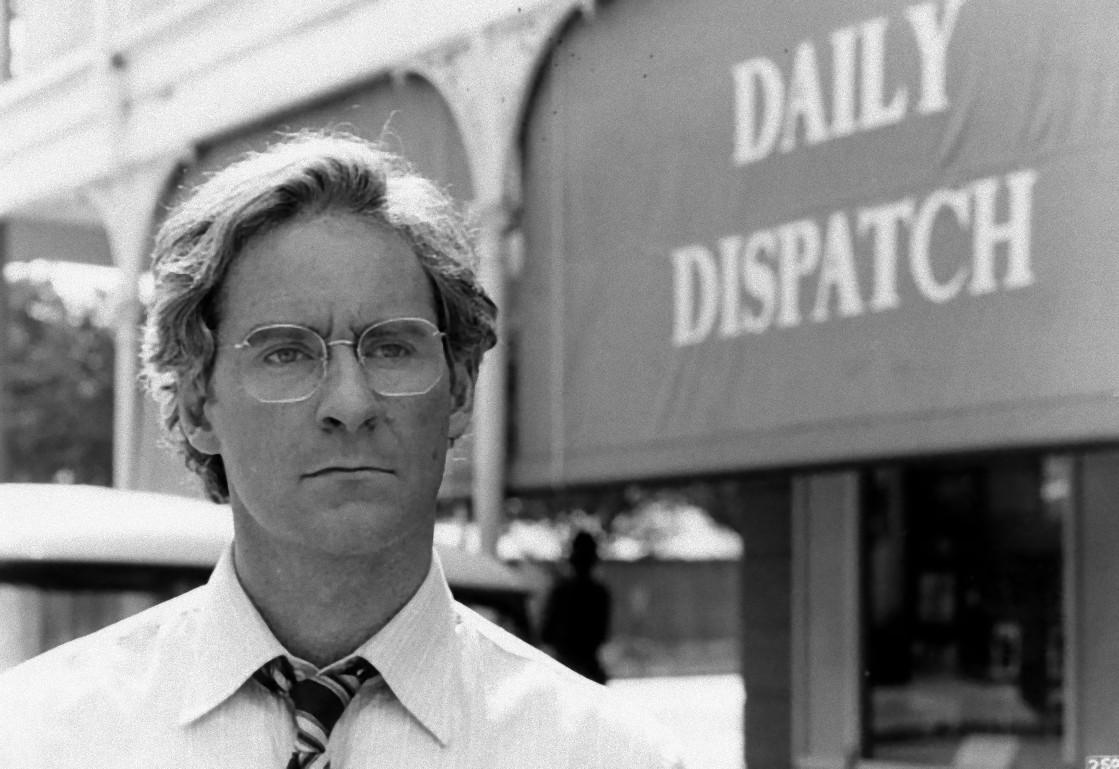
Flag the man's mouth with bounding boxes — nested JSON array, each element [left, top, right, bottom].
[[304, 465, 392, 478]]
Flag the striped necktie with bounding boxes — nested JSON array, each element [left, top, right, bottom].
[[255, 655, 377, 769]]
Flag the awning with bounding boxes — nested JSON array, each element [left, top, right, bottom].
[[515, 0, 1119, 487]]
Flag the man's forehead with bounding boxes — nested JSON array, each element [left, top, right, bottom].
[[213, 217, 435, 334]]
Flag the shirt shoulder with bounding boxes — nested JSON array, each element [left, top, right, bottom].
[[451, 602, 687, 767], [0, 587, 206, 736]]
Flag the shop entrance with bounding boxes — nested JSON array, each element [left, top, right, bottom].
[[861, 455, 1067, 769]]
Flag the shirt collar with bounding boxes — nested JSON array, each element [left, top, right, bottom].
[[177, 543, 464, 746], [178, 543, 288, 725], [354, 549, 464, 746]]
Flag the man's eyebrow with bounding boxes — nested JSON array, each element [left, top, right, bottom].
[[245, 316, 325, 330]]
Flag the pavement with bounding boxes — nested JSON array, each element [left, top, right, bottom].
[[608, 673, 745, 769]]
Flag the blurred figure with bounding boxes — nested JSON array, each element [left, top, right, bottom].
[[542, 530, 612, 684]]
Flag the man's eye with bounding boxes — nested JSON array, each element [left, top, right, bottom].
[[261, 346, 314, 365], [367, 341, 415, 360]]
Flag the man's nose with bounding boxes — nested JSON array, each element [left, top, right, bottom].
[[314, 342, 384, 431]]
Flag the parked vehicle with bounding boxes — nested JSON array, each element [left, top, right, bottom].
[[0, 483, 534, 671]]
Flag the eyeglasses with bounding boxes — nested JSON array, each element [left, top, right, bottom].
[[228, 317, 447, 403]]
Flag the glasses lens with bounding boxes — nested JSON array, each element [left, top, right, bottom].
[[237, 326, 324, 403], [357, 318, 445, 396]]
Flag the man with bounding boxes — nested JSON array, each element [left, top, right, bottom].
[[0, 133, 685, 768], [541, 530, 612, 684]]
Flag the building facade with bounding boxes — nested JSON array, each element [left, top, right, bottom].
[[2, 1, 1118, 767]]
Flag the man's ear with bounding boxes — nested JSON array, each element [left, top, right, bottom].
[[447, 366, 475, 442], [179, 382, 221, 456]]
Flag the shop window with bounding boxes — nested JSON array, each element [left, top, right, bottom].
[[861, 456, 1066, 769]]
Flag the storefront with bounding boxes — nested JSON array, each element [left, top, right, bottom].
[[515, 0, 1119, 766], [858, 455, 1066, 765]]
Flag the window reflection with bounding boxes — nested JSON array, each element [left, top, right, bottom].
[[862, 456, 1065, 769]]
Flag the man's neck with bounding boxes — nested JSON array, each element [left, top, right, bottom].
[[231, 534, 431, 668]]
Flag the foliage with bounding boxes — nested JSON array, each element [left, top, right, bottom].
[[506, 479, 750, 535], [503, 479, 746, 560], [2, 276, 114, 485]]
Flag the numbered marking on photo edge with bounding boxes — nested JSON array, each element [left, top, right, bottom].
[[1087, 756, 1119, 769]]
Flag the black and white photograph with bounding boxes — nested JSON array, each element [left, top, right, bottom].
[[0, 1, 1116, 767]]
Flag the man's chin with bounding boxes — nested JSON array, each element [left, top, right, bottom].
[[309, 523, 433, 565], [230, 487, 430, 559], [306, 499, 430, 552]]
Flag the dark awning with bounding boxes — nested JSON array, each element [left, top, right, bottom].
[[515, 0, 1119, 487]]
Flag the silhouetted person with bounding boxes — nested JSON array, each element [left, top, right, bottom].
[[542, 530, 612, 684]]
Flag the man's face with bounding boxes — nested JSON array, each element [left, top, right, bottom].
[[186, 212, 472, 559]]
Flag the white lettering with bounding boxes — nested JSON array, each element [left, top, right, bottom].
[[906, 0, 967, 115], [777, 220, 821, 328], [668, 170, 1037, 343], [911, 187, 970, 303], [732, 58, 784, 165], [780, 41, 829, 153], [742, 229, 778, 333], [812, 211, 864, 322], [859, 17, 908, 131], [718, 234, 779, 336], [719, 236, 744, 338], [830, 25, 860, 139], [732, 1, 965, 164], [858, 199, 916, 312], [970, 169, 1037, 294], [671, 245, 719, 346]]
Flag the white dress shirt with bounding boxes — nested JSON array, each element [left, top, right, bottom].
[[0, 545, 685, 768]]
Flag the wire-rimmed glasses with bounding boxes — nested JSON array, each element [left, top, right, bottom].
[[228, 317, 447, 403]]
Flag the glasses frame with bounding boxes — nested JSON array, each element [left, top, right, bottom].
[[228, 316, 448, 404]]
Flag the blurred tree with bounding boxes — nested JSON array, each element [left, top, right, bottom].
[[508, 479, 750, 534], [2, 275, 114, 484], [505, 477, 748, 560]]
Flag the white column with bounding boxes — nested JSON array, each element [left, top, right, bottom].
[[86, 158, 182, 489], [411, 0, 588, 555], [791, 471, 862, 769], [471, 200, 512, 557]]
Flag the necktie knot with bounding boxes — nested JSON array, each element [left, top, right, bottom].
[[254, 656, 377, 769]]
